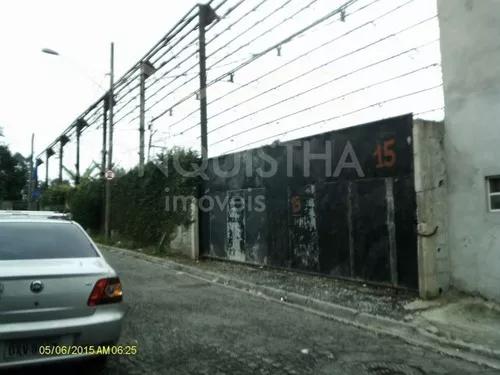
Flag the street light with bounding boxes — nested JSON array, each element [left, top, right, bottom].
[[41, 48, 60, 56], [41, 44, 115, 240], [41, 48, 106, 91]]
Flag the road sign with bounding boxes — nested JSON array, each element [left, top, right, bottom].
[[105, 170, 115, 180]]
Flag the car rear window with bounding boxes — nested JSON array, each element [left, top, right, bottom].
[[0, 222, 98, 260]]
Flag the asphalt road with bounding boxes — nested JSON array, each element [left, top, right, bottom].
[[6, 250, 496, 375]]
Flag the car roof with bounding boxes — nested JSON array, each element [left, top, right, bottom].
[[0, 211, 72, 222]]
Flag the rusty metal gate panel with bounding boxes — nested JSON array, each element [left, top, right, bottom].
[[289, 184, 320, 272], [209, 188, 267, 265], [226, 190, 246, 262]]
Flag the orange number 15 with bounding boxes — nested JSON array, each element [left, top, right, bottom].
[[374, 138, 396, 168]]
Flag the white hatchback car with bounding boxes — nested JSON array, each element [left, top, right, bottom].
[[0, 211, 126, 369]]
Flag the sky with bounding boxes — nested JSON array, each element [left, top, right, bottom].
[[144, 0, 443, 158], [0, 0, 199, 156], [0, 0, 443, 181]]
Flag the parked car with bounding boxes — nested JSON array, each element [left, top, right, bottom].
[[0, 211, 126, 369]]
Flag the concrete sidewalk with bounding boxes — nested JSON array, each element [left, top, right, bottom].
[[99, 244, 500, 370], [409, 295, 500, 358]]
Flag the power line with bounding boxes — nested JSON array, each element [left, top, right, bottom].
[[36, 4, 202, 158], [226, 84, 443, 153], [114, 101, 140, 126], [204, 35, 438, 138], [105, 5, 201, 112], [205, 0, 359, 85], [115, 80, 140, 104], [414, 106, 444, 118], [174, 2, 430, 137], [113, 5, 200, 94], [113, 91, 140, 121], [121, 56, 253, 129], [165, 0, 385, 132], [205, 0, 264, 48], [146, 0, 329, 118], [144, 0, 248, 97], [211, 63, 440, 146], [149, 0, 357, 123], [151, 0, 244, 71], [206, 0, 297, 63]]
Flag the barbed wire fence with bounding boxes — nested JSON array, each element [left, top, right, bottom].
[[36, 0, 443, 185]]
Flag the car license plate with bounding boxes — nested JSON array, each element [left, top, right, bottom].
[[3, 337, 59, 361]]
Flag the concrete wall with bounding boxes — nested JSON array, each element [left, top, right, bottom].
[[438, 0, 500, 300], [413, 120, 448, 299], [168, 200, 199, 260], [0, 201, 14, 210]]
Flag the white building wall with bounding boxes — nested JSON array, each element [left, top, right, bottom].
[[438, 0, 500, 300]]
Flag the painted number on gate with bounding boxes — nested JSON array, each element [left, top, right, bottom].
[[374, 138, 396, 169], [291, 196, 302, 215]]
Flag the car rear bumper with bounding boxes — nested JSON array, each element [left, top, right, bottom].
[[0, 303, 126, 369]]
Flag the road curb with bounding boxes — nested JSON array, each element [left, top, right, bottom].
[[100, 244, 500, 370]]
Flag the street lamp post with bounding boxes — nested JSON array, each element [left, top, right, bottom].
[[42, 45, 115, 239], [41, 48, 107, 92]]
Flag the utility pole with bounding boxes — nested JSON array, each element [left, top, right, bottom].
[[197, 4, 218, 158], [139, 64, 146, 177], [139, 61, 156, 177], [197, 4, 217, 256], [198, 5, 209, 162], [57, 135, 69, 183], [28, 133, 34, 210], [34, 158, 43, 209], [101, 99, 108, 178], [45, 148, 54, 188], [58, 140, 63, 183], [75, 127, 80, 185], [57, 136, 66, 183], [104, 42, 114, 240], [75, 119, 86, 185]]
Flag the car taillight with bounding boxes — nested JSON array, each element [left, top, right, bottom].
[[87, 277, 123, 306]]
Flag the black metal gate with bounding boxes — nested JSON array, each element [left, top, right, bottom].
[[202, 114, 418, 289]]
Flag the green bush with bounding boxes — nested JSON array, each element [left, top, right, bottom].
[[40, 182, 72, 211], [56, 147, 200, 248], [109, 149, 199, 247], [68, 179, 103, 232]]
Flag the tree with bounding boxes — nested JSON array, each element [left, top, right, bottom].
[[39, 181, 72, 211], [0, 145, 28, 202], [63, 161, 101, 182]]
